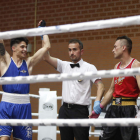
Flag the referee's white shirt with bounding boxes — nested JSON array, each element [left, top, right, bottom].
[[57, 58, 101, 105]]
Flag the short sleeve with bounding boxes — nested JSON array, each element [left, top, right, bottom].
[[90, 65, 101, 83], [57, 59, 64, 73]]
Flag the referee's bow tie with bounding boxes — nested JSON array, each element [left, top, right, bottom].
[[70, 63, 80, 68]]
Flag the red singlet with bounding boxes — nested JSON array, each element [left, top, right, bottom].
[[113, 58, 140, 98]]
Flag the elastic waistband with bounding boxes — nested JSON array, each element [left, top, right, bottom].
[[2, 92, 30, 104], [112, 97, 136, 106], [63, 102, 88, 109]]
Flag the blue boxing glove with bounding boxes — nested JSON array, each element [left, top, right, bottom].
[[93, 101, 104, 114], [38, 20, 46, 40]]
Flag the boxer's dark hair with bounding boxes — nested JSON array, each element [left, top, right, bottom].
[[10, 37, 28, 49], [116, 36, 132, 54]]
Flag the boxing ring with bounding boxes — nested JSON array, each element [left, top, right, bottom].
[[1, 14, 140, 139], [0, 91, 100, 136], [0, 90, 140, 138]]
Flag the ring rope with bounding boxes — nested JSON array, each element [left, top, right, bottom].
[[0, 15, 140, 39], [33, 130, 99, 136], [0, 92, 98, 100], [55, 130, 98, 136], [0, 68, 140, 85], [0, 118, 140, 127], [31, 113, 39, 116]]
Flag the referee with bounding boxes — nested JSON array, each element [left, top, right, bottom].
[[43, 37, 105, 140]]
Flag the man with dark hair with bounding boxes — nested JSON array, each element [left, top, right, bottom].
[[0, 28, 50, 139], [69, 39, 83, 50], [116, 36, 132, 54], [10, 37, 29, 49], [43, 37, 105, 140], [93, 36, 140, 140]]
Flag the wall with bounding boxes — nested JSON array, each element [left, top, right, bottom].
[[0, 0, 140, 139]]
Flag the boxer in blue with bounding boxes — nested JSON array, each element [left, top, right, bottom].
[[0, 25, 50, 140]]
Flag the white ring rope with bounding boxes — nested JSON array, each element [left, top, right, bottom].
[[33, 130, 99, 136], [0, 118, 140, 127], [56, 130, 99, 136], [31, 113, 39, 117], [29, 94, 39, 98], [0, 15, 140, 39], [0, 67, 140, 85]]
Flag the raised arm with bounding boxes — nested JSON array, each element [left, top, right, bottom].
[[0, 38, 10, 76], [37, 19, 58, 69], [43, 51, 57, 69], [27, 35, 51, 74], [0, 40, 5, 56]]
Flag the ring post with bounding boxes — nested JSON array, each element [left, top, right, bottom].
[[38, 88, 57, 140]]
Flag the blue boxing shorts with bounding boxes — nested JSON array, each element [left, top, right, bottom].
[[0, 93, 32, 140]]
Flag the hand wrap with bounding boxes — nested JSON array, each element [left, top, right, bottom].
[[38, 20, 46, 40]]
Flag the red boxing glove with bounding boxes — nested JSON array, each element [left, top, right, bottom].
[[89, 110, 100, 118]]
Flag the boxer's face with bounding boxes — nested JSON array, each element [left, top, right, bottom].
[[112, 40, 124, 59], [68, 43, 83, 63], [12, 41, 27, 58]]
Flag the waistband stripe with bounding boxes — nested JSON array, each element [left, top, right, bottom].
[[1, 92, 30, 104], [112, 97, 136, 106]]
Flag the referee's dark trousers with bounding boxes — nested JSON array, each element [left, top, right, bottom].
[[58, 102, 89, 140]]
